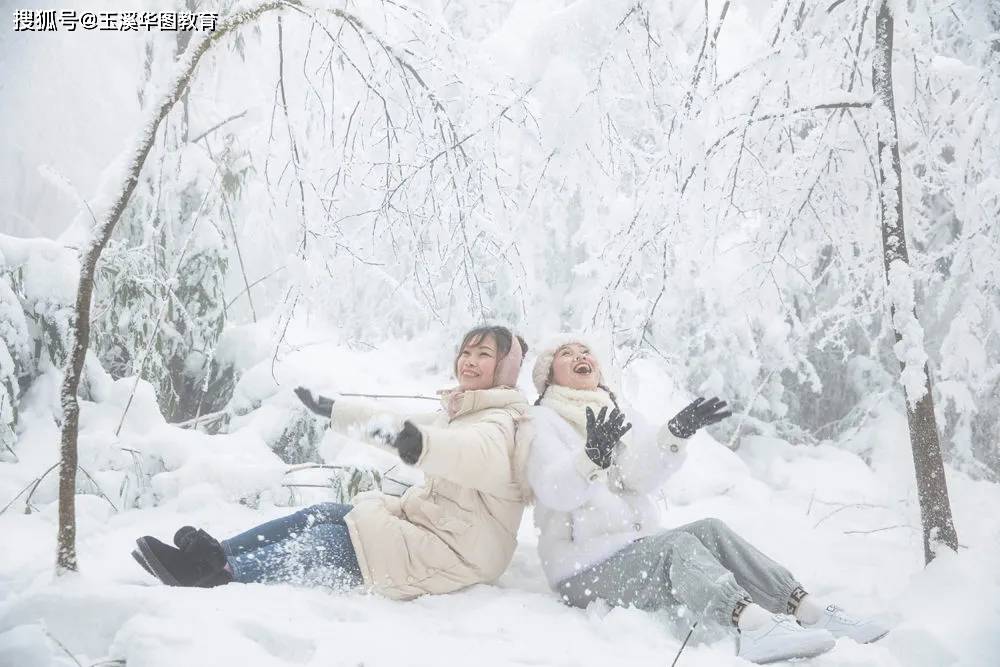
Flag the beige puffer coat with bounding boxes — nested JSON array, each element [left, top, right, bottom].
[[330, 387, 529, 600]]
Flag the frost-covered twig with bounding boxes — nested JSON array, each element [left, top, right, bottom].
[[682, 1, 730, 118], [813, 502, 885, 528], [270, 286, 299, 384], [190, 109, 248, 143], [726, 371, 774, 451], [275, 15, 309, 253], [680, 100, 874, 195], [18, 461, 61, 515], [174, 409, 229, 431], [220, 192, 257, 322], [76, 465, 118, 513], [1, 434, 18, 463], [285, 463, 353, 473], [0, 478, 35, 515], [225, 265, 286, 311], [827, 0, 850, 14], [843, 525, 912, 535], [41, 626, 83, 667], [670, 621, 698, 667], [338, 391, 438, 401]]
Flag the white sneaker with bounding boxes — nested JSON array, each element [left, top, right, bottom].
[[803, 604, 890, 644], [738, 614, 836, 664]]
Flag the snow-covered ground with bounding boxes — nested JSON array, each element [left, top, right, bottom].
[[1, 333, 998, 667]]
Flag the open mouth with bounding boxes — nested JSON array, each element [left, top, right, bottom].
[[572, 362, 593, 375]]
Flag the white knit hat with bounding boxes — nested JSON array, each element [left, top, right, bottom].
[[531, 333, 611, 394]]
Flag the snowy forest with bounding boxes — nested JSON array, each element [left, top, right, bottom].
[[1, 0, 998, 665]]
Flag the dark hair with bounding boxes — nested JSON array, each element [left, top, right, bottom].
[[454, 325, 528, 380]]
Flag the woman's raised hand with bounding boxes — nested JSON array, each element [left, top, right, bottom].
[[392, 421, 423, 465], [584, 406, 633, 469], [667, 397, 732, 439], [294, 386, 336, 418]]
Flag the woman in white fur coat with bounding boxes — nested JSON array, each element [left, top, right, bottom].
[[521, 335, 888, 664]]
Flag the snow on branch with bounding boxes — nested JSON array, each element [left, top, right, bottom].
[[680, 98, 874, 195]]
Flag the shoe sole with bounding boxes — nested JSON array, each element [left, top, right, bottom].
[[746, 643, 834, 665], [131, 549, 154, 577], [862, 629, 890, 644], [740, 634, 836, 664], [135, 537, 181, 586]]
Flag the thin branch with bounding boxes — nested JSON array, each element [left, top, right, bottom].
[[285, 463, 356, 473], [276, 15, 309, 254], [27, 462, 63, 512], [76, 465, 118, 512], [220, 196, 257, 322], [173, 409, 228, 430], [190, 109, 248, 143], [770, 0, 793, 46], [680, 100, 873, 195], [338, 391, 439, 401], [1, 433, 18, 463], [0, 478, 35, 515], [843, 525, 912, 535], [224, 265, 287, 311], [270, 287, 299, 384], [713, 47, 781, 93], [42, 627, 83, 667], [675, 0, 730, 130], [670, 622, 699, 667], [813, 502, 883, 528]]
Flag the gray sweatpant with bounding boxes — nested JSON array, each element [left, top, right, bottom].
[[557, 518, 802, 628]]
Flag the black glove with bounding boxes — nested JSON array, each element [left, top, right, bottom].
[[584, 406, 633, 469], [294, 386, 335, 418], [667, 397, 732, 438], [393, 421, 423, 465]]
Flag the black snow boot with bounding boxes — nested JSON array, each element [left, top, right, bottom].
[[173, 525, 228, 569], [135, 535, 232, 588], [174, 525, 231, 587]]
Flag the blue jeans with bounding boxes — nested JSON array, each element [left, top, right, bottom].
[[222, 502, 363, 589]]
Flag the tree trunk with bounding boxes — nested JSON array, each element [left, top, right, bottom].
[[56, 0, 300, 574], [871, 0, 959, 564]]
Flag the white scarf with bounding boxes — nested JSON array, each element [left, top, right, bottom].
[[539, 384, 618, 439]]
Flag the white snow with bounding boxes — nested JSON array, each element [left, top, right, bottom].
[[3, 0, 999, 665], [1, 336, 998, 667]]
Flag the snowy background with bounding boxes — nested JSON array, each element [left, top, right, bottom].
[[1, 0, 999, 665]]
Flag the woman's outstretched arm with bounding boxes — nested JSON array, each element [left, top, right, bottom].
[[409, 413, 521, 497], [327, 396, 438, 451]]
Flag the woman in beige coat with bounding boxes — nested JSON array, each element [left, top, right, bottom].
[[133, 326, 530, 600]]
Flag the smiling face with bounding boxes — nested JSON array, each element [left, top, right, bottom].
[[456, 334, 500, 391], [550, 342, 601, 390]]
